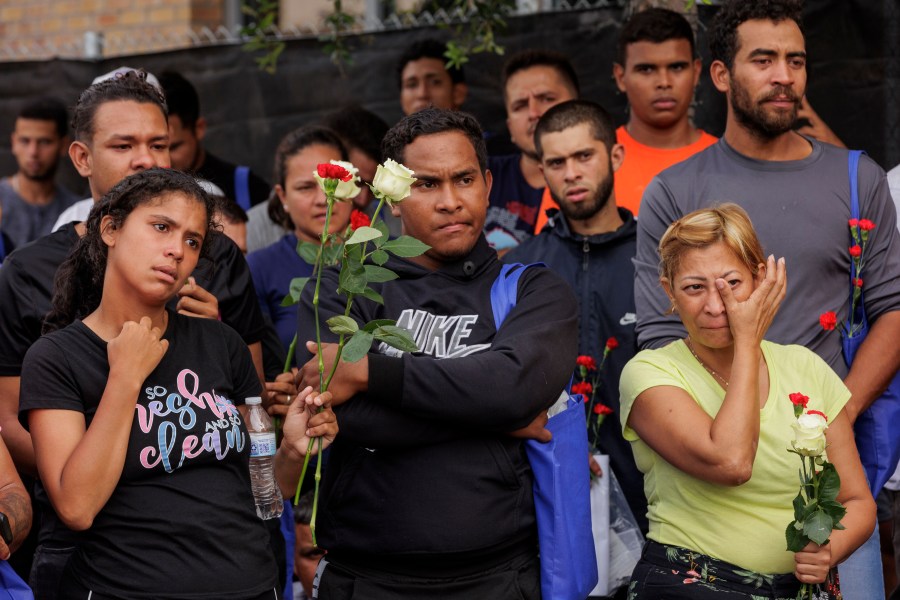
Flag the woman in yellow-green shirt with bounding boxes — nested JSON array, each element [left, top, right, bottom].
[[619, 204, 874, 599]]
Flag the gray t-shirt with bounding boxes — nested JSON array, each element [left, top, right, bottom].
[[0, 178, 80, 249], [888, 164, 900, 228], [635, 137, 900, 376]]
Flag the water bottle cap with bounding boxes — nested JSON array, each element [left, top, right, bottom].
[[245, 396, 262, 405]]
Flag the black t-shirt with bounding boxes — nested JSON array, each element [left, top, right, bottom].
[[185, 231, 268, 346], [0, 226, 267, 378], [0, 223, 79, 376], [20, 311, 277, 598], [197, 152, 271, 208]]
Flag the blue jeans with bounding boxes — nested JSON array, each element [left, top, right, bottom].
[[837, 522, 883, 599]]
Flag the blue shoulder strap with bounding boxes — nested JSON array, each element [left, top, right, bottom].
[[848, 150, 863, 223], [234, 165, 251, 211], [0, 233, 6, 265], [490, 262, 543, 329]]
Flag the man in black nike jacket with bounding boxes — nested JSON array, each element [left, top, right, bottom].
[[297, 108, 577, 599]]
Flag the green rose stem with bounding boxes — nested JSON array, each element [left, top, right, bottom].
[[293, 177, 339, 546], [292, 188, 391, 546]]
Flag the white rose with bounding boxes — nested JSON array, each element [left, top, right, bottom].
[[371, 159, 416, 205], [791, 412, 828, 457], [313, 160, 361, 202], [330, 160, 362, 201]]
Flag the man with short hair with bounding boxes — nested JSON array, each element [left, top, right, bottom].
[[296, 108, 577, 598], [612, 7, 717, 216], [634, 1, 900, 595], [532, 9, 719, 231], [485, 50, 578, 252], [158, 70, 270, 210], [0, 98, 79, 249], [0, 71, 272, 595], [397, 39, 467, 116], [505, 99, 646, 534]]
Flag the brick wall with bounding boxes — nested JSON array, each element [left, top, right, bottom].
[[0, 0, 223, 60]]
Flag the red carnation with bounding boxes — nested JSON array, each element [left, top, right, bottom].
[[789, 392, 809, 408], [350, 210, 371, 231], [593, 403, 613, 416], [854, 277, 863, 288], [806, 409, 828, 421], [605, 337, 619, 351], [571, 381, 593, 400], [858, 219, 875, 231], [576, 355, 597, 370], [819, 311, 837, 331], [849, 245, 862, 258], [848, 218, 859, 228], [317, 163, 353, 182]]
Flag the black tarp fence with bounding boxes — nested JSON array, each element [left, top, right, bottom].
[[0, 0, 894, 198]]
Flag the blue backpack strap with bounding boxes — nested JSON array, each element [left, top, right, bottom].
[[490, 262, 544, 330], [234, 165, 251, 211], [0, 234, 6, 264]]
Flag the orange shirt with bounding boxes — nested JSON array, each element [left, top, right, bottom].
[[533, 126, 718, 233], [614, 125, 717, 217]]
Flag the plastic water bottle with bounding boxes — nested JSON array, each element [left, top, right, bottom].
[[246, 397, 284, 520]]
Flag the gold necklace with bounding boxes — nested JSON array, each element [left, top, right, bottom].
[[685, 337, 729, 389]]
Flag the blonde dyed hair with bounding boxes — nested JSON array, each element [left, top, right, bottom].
[[658, 203, 766, 286]]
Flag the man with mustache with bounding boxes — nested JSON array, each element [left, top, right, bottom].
[[634, 1, 900, 597], [504, 100, 647, 542], [1, 98, 80, 250], [484, 50, 578, 253]]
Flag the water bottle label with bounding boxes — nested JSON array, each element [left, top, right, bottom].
[[249, 432, 277, 457]]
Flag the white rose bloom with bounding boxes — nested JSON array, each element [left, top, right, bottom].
[[791, 412, 828, 457], [313, 160, 362, 202], [372, 159, 416, 205]]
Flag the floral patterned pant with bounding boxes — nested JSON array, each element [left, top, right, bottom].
[[626, 541, 841, 600]]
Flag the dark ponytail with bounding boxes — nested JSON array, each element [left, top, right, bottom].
[[44, 168, 215, 333]]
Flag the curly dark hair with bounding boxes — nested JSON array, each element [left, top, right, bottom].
[[709, 0, 804, 70], [44, 168, 216, 333], [615, 8, 696, 66], [267, 126, 348, 231], [71, 69, 167, 143], [381, 107, 487, 174]]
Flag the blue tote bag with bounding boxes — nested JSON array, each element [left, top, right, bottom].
[[0, 561, 32, 600], [492, 263, 598, 600], [843, 150, 900, 496]]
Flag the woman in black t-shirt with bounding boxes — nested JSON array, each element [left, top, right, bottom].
[[20, 168, 336, 599]]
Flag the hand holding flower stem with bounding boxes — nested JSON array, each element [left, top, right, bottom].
[[287, 160, 426, 546], [785, 393, 845, 599]]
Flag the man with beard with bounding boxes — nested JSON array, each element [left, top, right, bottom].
[[485, 50, 578, 253], [0, 98, 79, 250], [634, 1, 900, 596], [504, 100, 646, 540]]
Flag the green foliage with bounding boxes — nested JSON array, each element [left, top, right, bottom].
[[240, 0, 286, 74], [438, 0, 516, 71], [326, 315, 359, 335], [381, 236, 431, 258], [244, 0, 514, 75], [785, 453, 846, 553], [320, 0, 355, 73], [342, 330, 374, 362], [281, 276, 311, 307]]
